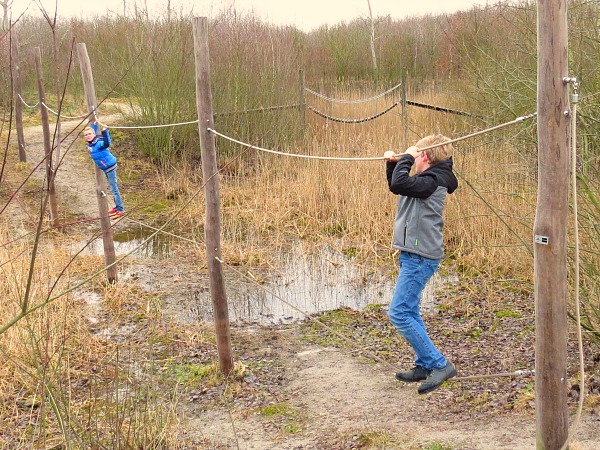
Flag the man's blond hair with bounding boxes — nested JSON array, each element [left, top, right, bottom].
[[415, 134, 453, 165]]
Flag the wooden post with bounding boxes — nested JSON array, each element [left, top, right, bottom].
[[298, 69, 306, 135], [76, 43, 118, 283], [401, 72, 408, 149], [192, 16, 233, 375], [11, 30, 26, 162], [34, 47, 59, 227], [535, 0, 569, 448]]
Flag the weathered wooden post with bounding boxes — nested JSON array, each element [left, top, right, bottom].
[[11, 30, 26, 162], [535, 0, 570, 448], [298, 69, 306, 134], [76, 43, 118, 283], [401, 72, 408, 149], [34, 47, 59, 226], [192, 16, 233, 375]]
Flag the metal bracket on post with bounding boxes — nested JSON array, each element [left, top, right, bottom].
[[563, 76, 579, 104]]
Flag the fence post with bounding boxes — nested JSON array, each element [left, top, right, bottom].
[[76, 42, 118, 283], [192, 16, 233, 375], [535, 0, 570, 447], [298, 69, 306, 135], [401, 72, 408, 149], [34, 47, 59, 227]]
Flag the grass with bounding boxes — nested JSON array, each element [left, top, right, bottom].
[[257, 402, 304, 435]]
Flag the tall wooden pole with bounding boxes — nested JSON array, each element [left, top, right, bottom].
[[535, 0, 569, 448], [401, 72, 408, 149], [11, 30, 26, 162], [76, 43, 118, 283], [298, 69, 306, 133], [34, 47, 59, 227], [192, 16, 233, 375]]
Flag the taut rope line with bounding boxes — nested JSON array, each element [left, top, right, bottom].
[[392, 112, 537, 157], [209, 113, 537, 162], [96, 118, 199, 130], [405, 100, 484, 119], [215, 104, 302, 117], [209, 128, 382, 161], [41, 102, 89, 120]]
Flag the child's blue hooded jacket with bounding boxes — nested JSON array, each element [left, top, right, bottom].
[[87, 123, 117, 172]]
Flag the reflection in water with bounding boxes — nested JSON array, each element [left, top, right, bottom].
[[85, 222, 171, 258], [187, 243, 447, 325]]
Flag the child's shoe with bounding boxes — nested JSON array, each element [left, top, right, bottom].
[[111, 211, 125, 219], [108, 207, 117, 215]]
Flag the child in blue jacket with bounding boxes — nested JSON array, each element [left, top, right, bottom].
[[83, 121, 124, 218]]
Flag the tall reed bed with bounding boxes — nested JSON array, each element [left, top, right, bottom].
[[0, 213, 181, 446]]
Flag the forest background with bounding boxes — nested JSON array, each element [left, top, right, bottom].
[[0, 0, 600, 447]]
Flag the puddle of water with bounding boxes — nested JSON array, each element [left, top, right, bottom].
[[77, 227, 453, 326], [83, 223, 172, 258], [180, 243, 452, 325]]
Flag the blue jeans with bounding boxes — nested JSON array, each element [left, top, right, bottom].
[[388, 251, 446, 370], [105, 169, 124, 212]]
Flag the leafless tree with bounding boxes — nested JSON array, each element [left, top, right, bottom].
[[1, 0, 10, 31], [366, 0, 378, 71]]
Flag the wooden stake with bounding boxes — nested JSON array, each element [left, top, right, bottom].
[[298, 68, 306, 133], [535, 0, 569, 447], [76, 43, 118, 284], [401, 72, 408, 149], [192, 16, 233, 375], [34, 47, 59, 227], [11, 30, 26, 162]]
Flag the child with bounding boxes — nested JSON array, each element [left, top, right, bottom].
[[383, 134, 459, 394], [83, 121, 124, 219]]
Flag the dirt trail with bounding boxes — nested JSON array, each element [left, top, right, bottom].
[[14, 117, 600, 450], [184, 341, 600, 450]]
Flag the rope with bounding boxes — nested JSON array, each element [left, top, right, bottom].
[[210, 113, 536, 162], [126, 217, 203, 245], [391, 112, 537, 156], [307, 102, 398, 123], [560, 80, 585, 450], [209, 128, 382, 161], [215, 103, 302, 117], [96, 118, 199, 130], [405, 100, 484, 119], [41, 102, 90, 119], [304, 82, 403, 104], [18, 94, 39, 109]]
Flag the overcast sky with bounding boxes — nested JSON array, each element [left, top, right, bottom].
[[15, 0, 493, 31]]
